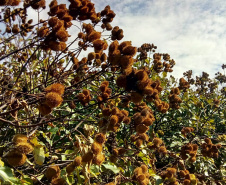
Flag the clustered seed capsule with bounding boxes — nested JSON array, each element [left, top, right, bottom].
[[179, 78, 190, 92], [116, 68, 169, 112], [180, 143, 198, 162], [160, 168, 179, 185], [78, 89, 92, 106], [101, 5, 115, 30], [81, 133, 106, 166], [38, 83, 65, 116], [5, 134, 33, 167], [148, 137, 168, 155], [132, 165, 150, 185], [97, 81, 112, 108], [169, 87, 182, 109], [181, 127, 194, 137], [106, 107, 131, 132], [0, 0, 21, 6], [108, 40, 136, 75], [37, 1, 74, 51], [201, 138, 221, 158], [179, 170, 197, 185], [131, 106, 154, 147]]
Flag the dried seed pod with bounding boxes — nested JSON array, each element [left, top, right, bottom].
[[131, 92, 143, 104], [51, 178, 66, 185], [73, 156, 82, 166], [45, 165, 61, 180], [93, 153, 105, 165], [12, 134, 28, 144], [15, 142, 33, 154], [152, 138, 163, 147], [91, 142, 103, 155], [95, 133, 106, 144], [136, 124, 149, 134], [45, 83, 65, 95], [45, 92, 63, 108], [5, 149, 27, 167], [82, 151, 93, 163], [38, 103, 52, 116]]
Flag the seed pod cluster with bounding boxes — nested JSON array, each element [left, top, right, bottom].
[[168, 87, 182, 109], [78, 89, 92, 106], [82, 133, 106, 166], [181, 127, 194, 137], [137, 43, 157, 60], [153, 53, 163, 73], [160, 168, 178, 185], [179, 78, 190, 92], [5, 134, 33, 167], [101, 5, 115, 29], [37, 1, 74, 51], [201, 138, 221, 158], [96, 81, 112, 106], [180, 143, 198, 162], [68, 0, 99, 23], [148, 137, 167, 155], [31, 0, 46, 9], [66, 156, 82, 174], [0, 0, 21, 6], [133, 165, 150, 185], [38, 83, 64, 115], [116, 68, 165, 106], [13, 135, 33, 155], [213, 98, 220, 108], [108, 40, 136, 75], [154, 99, 169, 113], [152, 53, 175, 73], [111, 26, 124, 40], [107, 107, 131, 132], [131, 107, 154, 147], [45, 165, 61, 180], [179, 170, 198, 185]]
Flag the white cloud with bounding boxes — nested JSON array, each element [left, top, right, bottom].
[[93, 0, 226, 79], [1, 0, 225, 80]]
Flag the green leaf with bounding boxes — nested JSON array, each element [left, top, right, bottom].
[[0, 166, 21, 184], [34, 145, 45, 165], [102, 164, 120, 174]]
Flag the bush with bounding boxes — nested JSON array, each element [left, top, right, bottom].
[[0, 1, 225, 184]]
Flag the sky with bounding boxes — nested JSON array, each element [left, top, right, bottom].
[[1, 0, 226, 80], [92, 0, 226, 79]]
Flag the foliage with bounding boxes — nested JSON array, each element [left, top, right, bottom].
[[0, 0, 225, 185]]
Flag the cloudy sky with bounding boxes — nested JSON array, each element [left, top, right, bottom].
[[92, 0, 226, 79], [1, 0, 226, 79]]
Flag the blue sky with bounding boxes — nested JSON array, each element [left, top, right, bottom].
[[92, 0, 226, 79]]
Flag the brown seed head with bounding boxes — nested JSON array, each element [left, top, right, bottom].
[[91, 142, 103, 155], [6, 149, 27, 167], [92, 153, 105, 165], [45, 92, 63, 108], [95, 133, 106, 144], [15, 142, 33, 154], [12, 134, 28, 144], [66, 163, 75, 174], [45, 165, 61, 180], [45, 83, 65, 96]]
